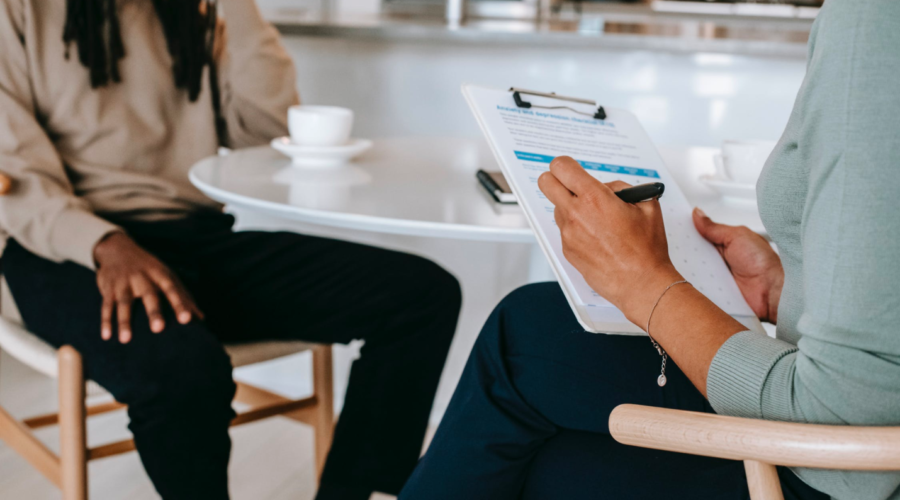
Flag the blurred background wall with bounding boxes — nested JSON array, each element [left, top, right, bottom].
[[283, 37, 806, 147]]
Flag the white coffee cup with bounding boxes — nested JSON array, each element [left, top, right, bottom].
[[717, 140, 776, 185], [288, 105, 354, 147]]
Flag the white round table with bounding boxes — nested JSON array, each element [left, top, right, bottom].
[[189, 137, 764, 241], [190, 137, 533, 244]]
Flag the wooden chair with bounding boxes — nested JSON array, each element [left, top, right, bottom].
[[0, 168, 335, 500], [609, 404, 900, 500], [0, 312, 335, 500]]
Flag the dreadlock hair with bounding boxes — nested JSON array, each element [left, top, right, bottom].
[[63, 0, 229, 144]]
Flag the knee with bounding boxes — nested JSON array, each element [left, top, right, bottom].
[[398, 255, 462, 315], [431, 261, 462, 313], [475, 282, 571, 352], [166, 359, 235, 413], [164, 348, 235, 411], [125, 333, 236, 415], [495, 282, 563, 319]]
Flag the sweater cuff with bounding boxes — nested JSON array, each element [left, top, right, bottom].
[[707, 330, 798, 419], [49, 209, 121, 270]]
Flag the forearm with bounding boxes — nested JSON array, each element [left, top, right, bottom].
[[0, 5, 121, 269], [0, 199, 121, 270], [0, 128, 120, 269], [638, 278, 747, 397], [539, 161, 758, 398], [0, 92, 119, 269], [613, 262, 747, 397]]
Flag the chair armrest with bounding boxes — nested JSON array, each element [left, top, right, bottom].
[[609, 404, 900, 470]]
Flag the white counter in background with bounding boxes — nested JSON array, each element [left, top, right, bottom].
[[269, 12, 812, 58], [263, 0, 815, 57]]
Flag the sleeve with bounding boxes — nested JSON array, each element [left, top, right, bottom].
[[705, 0, 900, 427], [0, 0, 121, 270], [216, 0, 300, 148]]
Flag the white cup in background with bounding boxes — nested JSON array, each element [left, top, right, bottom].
[[288, 105, 354, 147], [715, 140, 776, 185]]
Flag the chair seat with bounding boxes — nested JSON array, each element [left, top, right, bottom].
[[0, 315, 317, 378], [225, 340, 318, 368]]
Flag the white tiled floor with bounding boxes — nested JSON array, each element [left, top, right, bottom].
[[0, 350, 399, 500]]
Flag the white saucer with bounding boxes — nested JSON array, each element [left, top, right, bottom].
[[271, 137, 373, 168], [699, 174, 757, 204]]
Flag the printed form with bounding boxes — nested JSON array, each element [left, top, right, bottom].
[[463, 85, 758, 335]]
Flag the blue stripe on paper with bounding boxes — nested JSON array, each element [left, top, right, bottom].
[[514, 151, 660, 179]]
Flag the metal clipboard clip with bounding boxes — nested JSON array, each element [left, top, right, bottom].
[[510, 87, 607, 120]]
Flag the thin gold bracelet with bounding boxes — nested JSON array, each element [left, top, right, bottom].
[[646, 280, 690, 387]]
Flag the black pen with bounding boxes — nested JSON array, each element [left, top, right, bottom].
[[615, 182, 665, 203]]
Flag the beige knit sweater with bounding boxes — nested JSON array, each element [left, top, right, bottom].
[[0, 0, 299, 269]]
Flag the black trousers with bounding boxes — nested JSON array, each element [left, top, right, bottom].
[[3, 212, 461, 500], [399, 283, 828, 500]]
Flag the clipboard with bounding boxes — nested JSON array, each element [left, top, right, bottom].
[[463, 84, 764, 336]]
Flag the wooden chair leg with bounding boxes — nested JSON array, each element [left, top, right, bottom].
[[311, 344, 334, 480], [744, 460, 785, 500], [58, 346, 87, 500]]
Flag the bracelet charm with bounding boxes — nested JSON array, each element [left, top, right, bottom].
[[646, 280, 690, 387]]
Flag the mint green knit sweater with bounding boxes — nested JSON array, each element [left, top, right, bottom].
[[705, 2, 900, 499]]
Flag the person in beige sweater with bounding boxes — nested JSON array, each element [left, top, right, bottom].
[[0, 1, 461, 499]]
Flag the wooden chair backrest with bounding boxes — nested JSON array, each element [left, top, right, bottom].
[[0, 173, 11, 195]]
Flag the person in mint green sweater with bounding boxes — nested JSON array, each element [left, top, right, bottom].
[[399, 1, 900, 499]]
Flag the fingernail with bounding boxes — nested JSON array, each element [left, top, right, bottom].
[[101, 328, 111, 340], [152, 319, 164, 333], [694, 207, 707, 218], [179, 312, 191, 324]]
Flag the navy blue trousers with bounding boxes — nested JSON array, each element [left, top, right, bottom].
[[4, 212, 461, 500], [400, 283, 827, 500]]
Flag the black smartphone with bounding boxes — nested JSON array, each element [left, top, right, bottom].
[[476, 170, 517, 204]]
